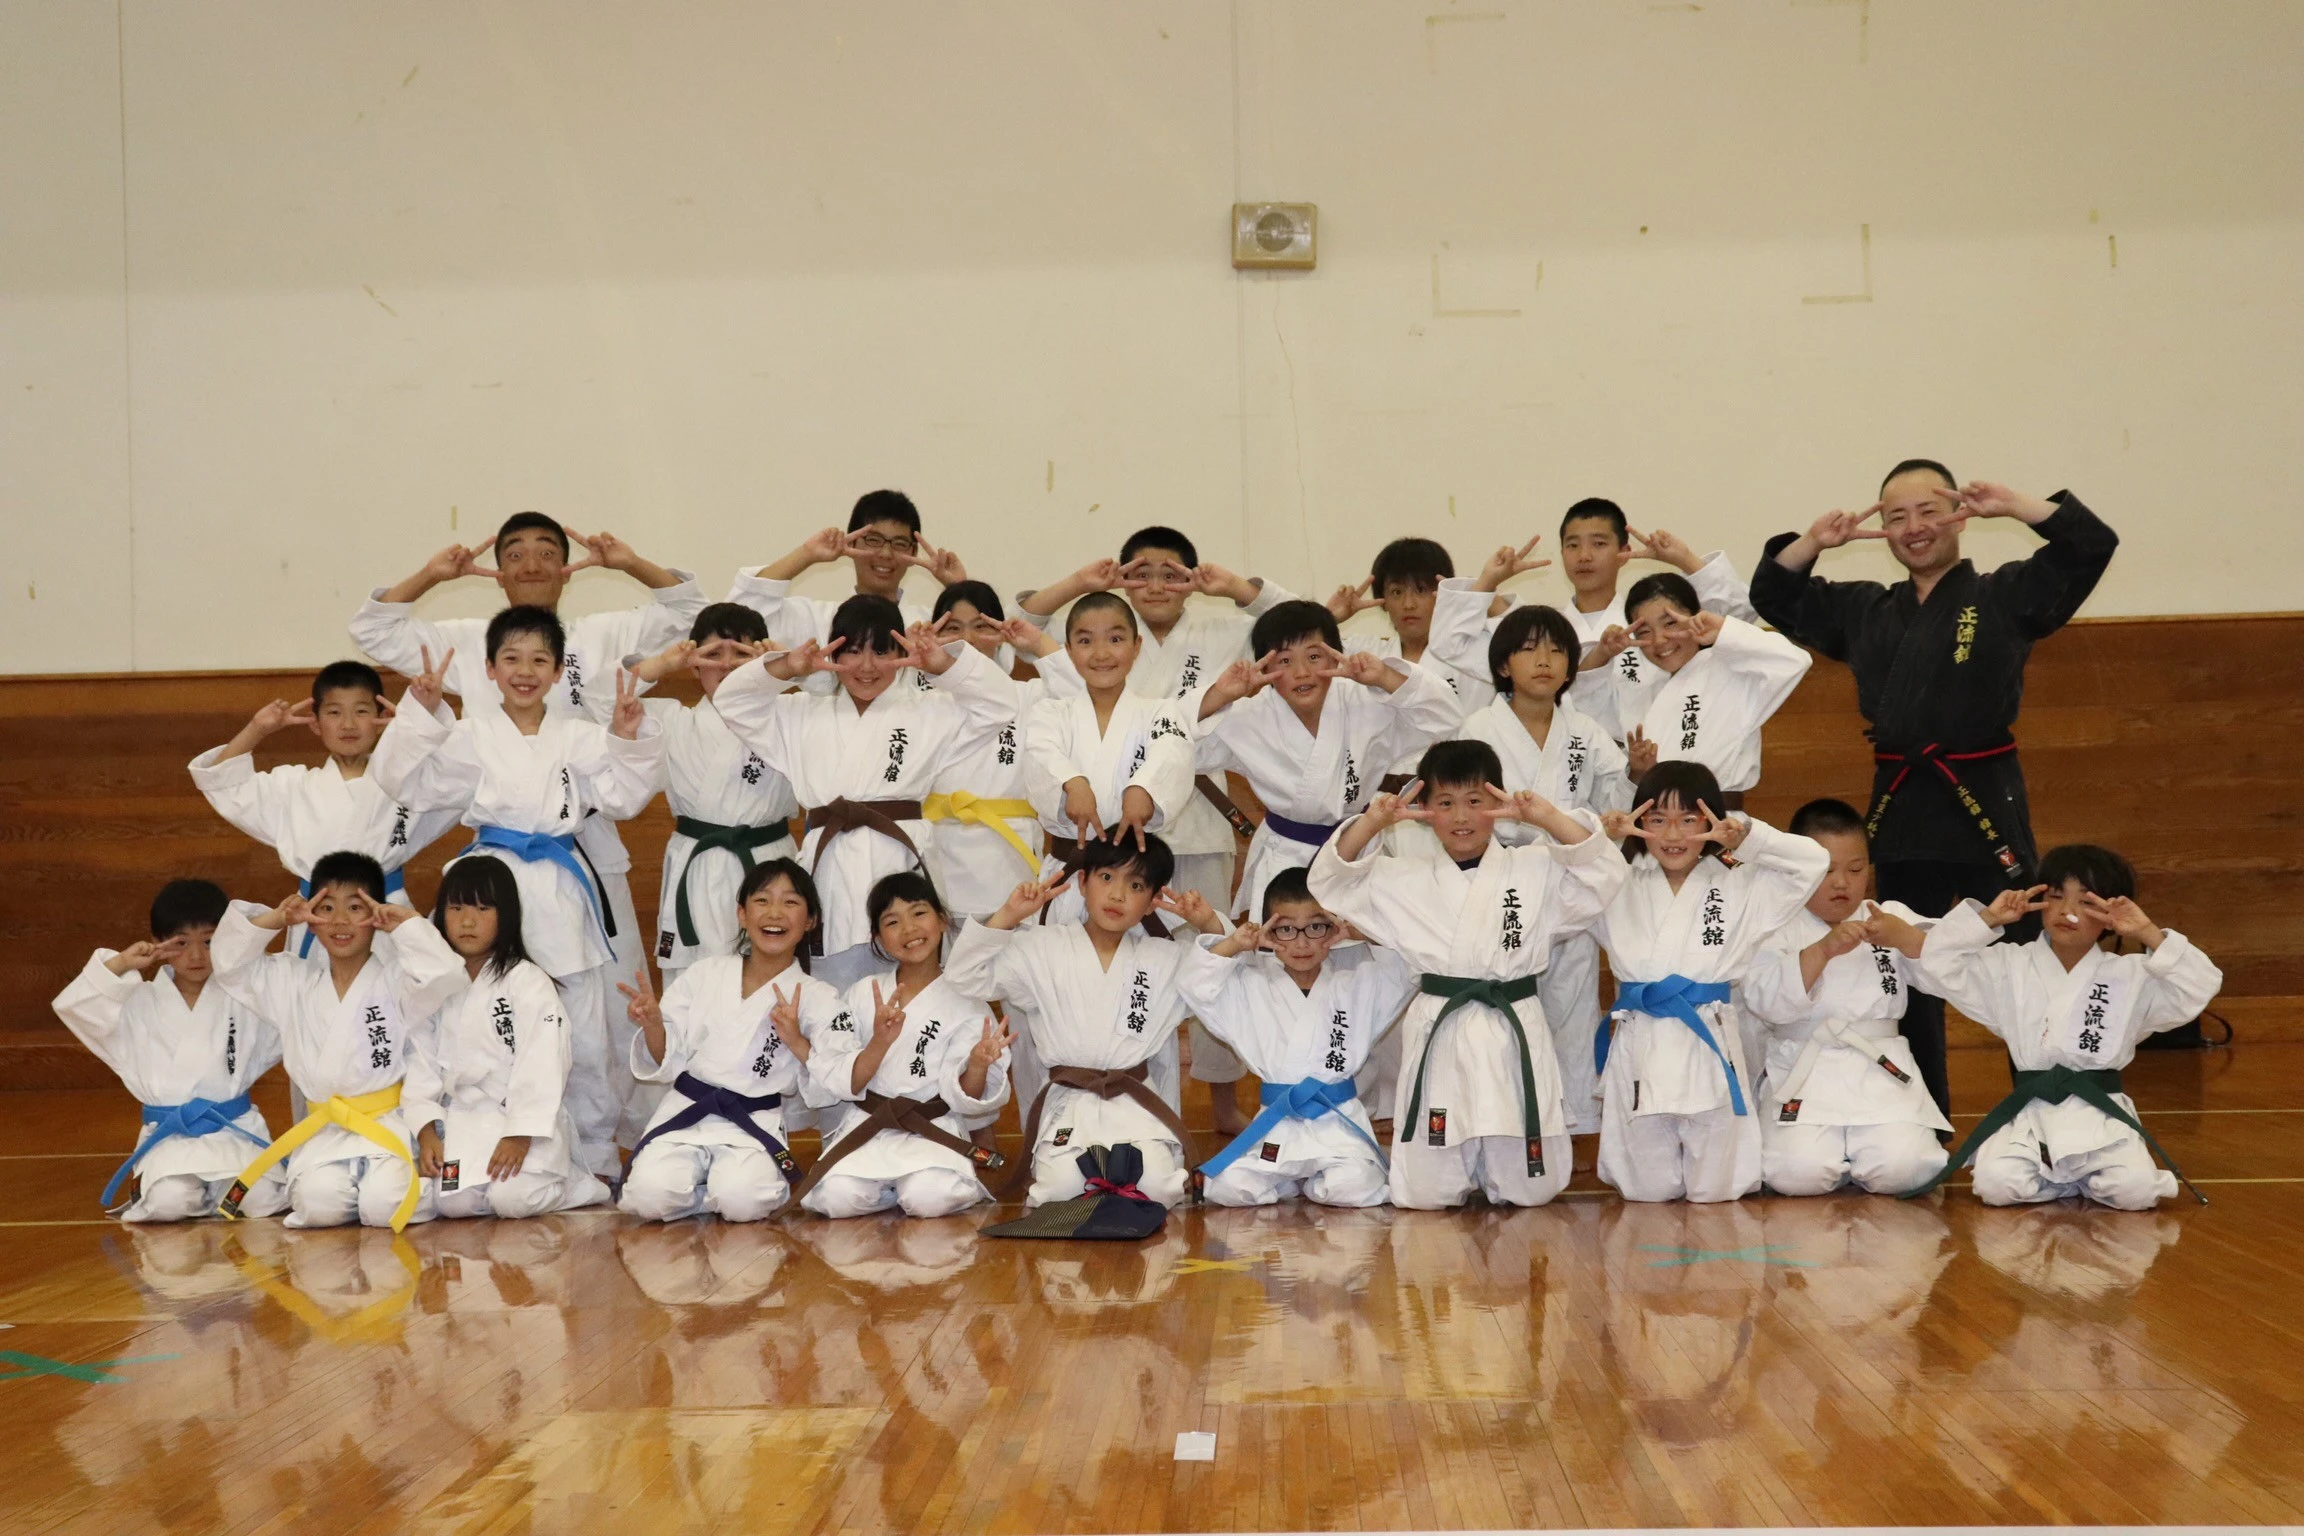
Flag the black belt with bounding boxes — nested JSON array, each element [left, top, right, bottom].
[[1868, 740, 2026, 881]]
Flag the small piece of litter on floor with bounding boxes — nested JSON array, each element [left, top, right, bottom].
[[1174, 1431, 1216, 1462]]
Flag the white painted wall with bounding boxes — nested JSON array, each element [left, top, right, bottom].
[[4, 2, 2300, 673]]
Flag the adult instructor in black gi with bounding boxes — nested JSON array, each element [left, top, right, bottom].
[[1749, 460, 2120, 1120]]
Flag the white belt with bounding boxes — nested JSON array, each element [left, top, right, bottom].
[[1771, 1018, 1909, 1107]]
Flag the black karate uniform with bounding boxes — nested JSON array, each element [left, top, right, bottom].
[[1749, 492, 2119, 1116]]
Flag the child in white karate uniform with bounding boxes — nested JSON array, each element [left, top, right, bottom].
[[189, 662, 459, 959], [945, 834, 1226, 1210], [709, 596, 1019, 989], [1323, 537, 1494, 755], [1018, 526, 1303, 1131], [1179, 867, 1413, 1208], [795, 873, 1014, 1219], [624, 604, 801, 980], [619, 860, 857, 1222], [1194, 599, 1461, 916], [1610, 572, 1812, 801], [1448, 604, 1632, 1143], [52, 880, 285, 1221], [1309, 740, 1630, 1210], [1896, 843, 2223, 1209], [367, 604, 666, 1179], [1429, 504, 1759, 745], [1738, 799, 1950, 1196], [1592, 762, 1830, 1204], [209, 852, 469, 1231], [403, 856, 610, 1219]]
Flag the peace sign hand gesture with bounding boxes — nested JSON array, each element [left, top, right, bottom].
[[1363, 779, 1430, 830], [903, 536, 969, 587], [1600, 798, 1656, 844], [1806, 505, 1888, 550], [967, 1017, 1017, 1074], [1698, 804, 1748, 855], [406, 645, 455, 713], [868, 981, 907, 1047], [768, 983, 810, 1058], [991, 873, 1072, 928], [1326, 578, 1381, 623], [610, 666, 646, 740], [1980, 884, 2050, 929], [1475, 534, 1550, 592]]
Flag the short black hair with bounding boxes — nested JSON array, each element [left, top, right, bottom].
[[1623, 572, 1701, 622], [1066, 589, 1138, 640], [1488, 604, 1582, 701], [434, 856, 530, 980], [1250, 599, 1342, 660], [689, 602, 768, 646], [1414, 738, 1503, 797], [1076, 830, 1176, 892], [1625, 761, 1727, 858], [738, 857, 824, 968], [848, 489, 921, 535], [1789, 797, 1868, 842], [1880, 458, 1958, 495], [309, 849, 388, 903], [311, 660, 386, 706], [1260, 864, 1319, 917], [486, 604, 568, 666], [2038, 843, 2137, 902], [827, 594, 907, 658], [1120, 525, 1198, 569], [150, 879, 229, 938], [866, 870, 948, 960], [1559, 497, 1629, 543], [1370, 537, 1453, 594], [933, 579, 1004, 624], [494, 511, 570, 560]]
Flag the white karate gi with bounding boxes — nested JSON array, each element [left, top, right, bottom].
[[1739, 901, 1953, 1195], [1196, 660, 1461, 916], [400, 957, 608, 1219], [1447, 695, 1633, 1135], [1343, 631, 1490, 774], [710, 642, 1018, 987], [1913, 902, 2224, 1209], [621, 955, 856, 1222], [1592, 821, 1829, 1203], [1308, 812, 1628, 1209], [351, 575, 705, 1021], [800, 971, 1009, 1219], [726, 567, 934, 697], [52, 955, 286, 1222], [367, 703, 667, 1176], [631, 692, 800, 974], [1612, 615, 1812, 796], [944, 920, 1196, 1209], [188, 743, 460, 958], [1425, 556, 1757, 744], [209, 903, 470, 1228], [1175, 940, 1416, 1208]]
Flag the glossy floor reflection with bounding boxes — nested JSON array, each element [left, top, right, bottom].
[[2, 1043, 2303, 1534]]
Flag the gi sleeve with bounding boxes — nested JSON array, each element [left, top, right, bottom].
[[1526, 812, 1632, 941], [1023, 695, 1091, 825], [1706, 614, 1814, 726], [349, 596, 473, 695], [930, 639, 1023, 745], [1908, 900, 2022, 1040], [50, 954, 141, 1074], [1174, 938, 1249, 1026], [1725, 820, 1832, 942], [573, 718, 668, 821], [797, 984, 863, 1109], [704, 655, 805, 776], [1305, 818, 1393, 943], [2002, 491, 2121, 641], [1026, 645, 1088, 699], [1748, 534, 1883, 663], [944, 921, 1037, 1013], [1687, 550, 1760, 622], [1738, 936, 1817, 1030], [1426, 577, 1502, 677], [2132, 930, 2224, 1038], [501, 968, 574, 1138], [1586, 725, 1634, 816], [1133, 709, 1198, 832], [207, 902, 295, 1021], [384, 915, 473, 1023], [397, 1005, 449, 1138], [936, 1016, 1010, 1118], [1366, 658, 1465, 771], [630, 967, 696, 1084], [186, 749, 297, 851], [367, 702, 481, 813]]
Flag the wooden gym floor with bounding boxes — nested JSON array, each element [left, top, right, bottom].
[[0, 1042, 2301, 1536]]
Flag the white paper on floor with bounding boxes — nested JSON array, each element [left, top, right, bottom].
[[1174, 1431, 1217, 1462]]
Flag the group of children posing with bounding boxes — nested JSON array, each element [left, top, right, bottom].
[[56, 489, 2223, 1237]]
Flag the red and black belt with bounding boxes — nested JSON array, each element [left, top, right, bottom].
[[1867, 740, 2026, 879]]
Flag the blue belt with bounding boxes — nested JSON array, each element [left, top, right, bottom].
[[1601, 976, 1744, 1115], [297, 869, 407, 957], [1201, 1077, 1381, 1180], [1261, 811, 1341, 848], [459, 827, 612, 948], [627, 1072, 798, 1180], [102, 1093, 262, 1208]]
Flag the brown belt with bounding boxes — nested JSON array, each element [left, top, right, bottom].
[[792, 1090, 1003, 1200], [804, 797, 926, 870], [1196, 773, 1257, 839], [1718, 790, 1745, 813], [1039, 835, 1172, 942], [1376, 773, 1414, 796], [1003, 1061, 1188, 1196]]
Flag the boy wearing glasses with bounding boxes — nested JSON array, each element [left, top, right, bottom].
[[1177, 867, 1414, 1208], [734, 490, 970, 690]]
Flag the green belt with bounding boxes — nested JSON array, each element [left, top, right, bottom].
[[671, 815, 793, 947], [1407, 973, 1547, 1177], [1904, 1064, 2204, 1205]]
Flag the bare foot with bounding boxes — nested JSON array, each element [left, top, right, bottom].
[[1209, 1080, 1251, 1136]]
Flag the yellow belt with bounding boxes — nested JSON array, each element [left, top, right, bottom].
[[222, 1083, 423, 1233], [921, 792, 1039, 871]]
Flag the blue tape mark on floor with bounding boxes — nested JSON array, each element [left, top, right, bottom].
[[1637, 1244, 1815, 1269], [0, 1350, 179, 1384]]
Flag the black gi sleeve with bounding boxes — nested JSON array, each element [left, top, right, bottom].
[[2002, 491, 2120, 640], [1748, 532, 1882, 662]]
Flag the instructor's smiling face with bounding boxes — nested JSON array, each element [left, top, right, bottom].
[[1878, 470, 1965, 577]]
